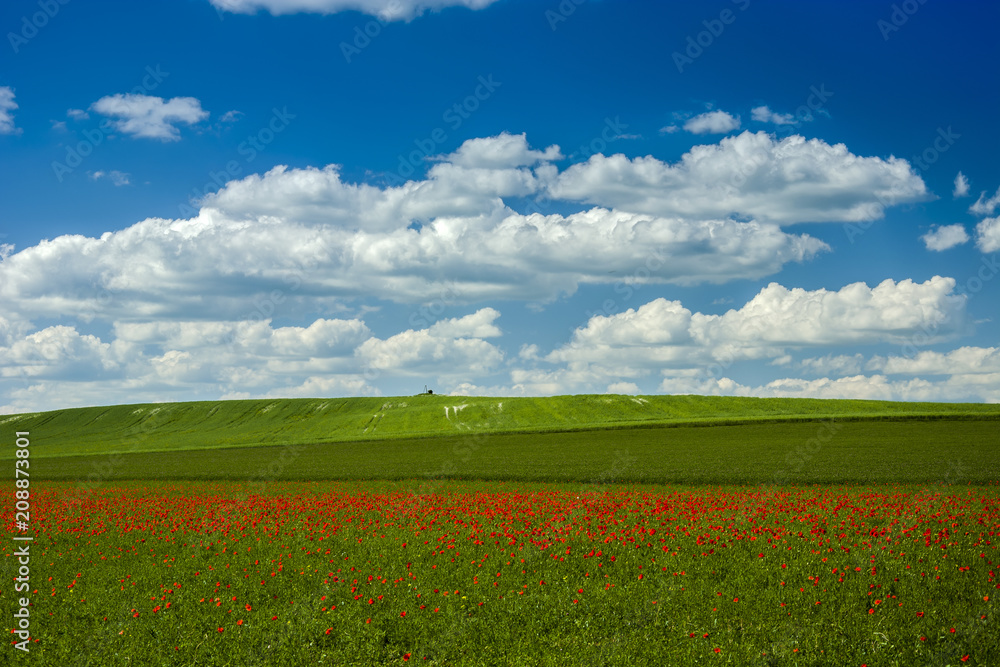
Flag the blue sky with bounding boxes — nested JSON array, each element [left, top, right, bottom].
[[1, 0, 999, 412]]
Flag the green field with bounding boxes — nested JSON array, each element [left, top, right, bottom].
[[6, 394, 998, 486], [4, 393, 999, 460], [25, 419, 1000, 486], [3, 395, 999, 665]]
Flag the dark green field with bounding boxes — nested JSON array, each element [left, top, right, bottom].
[[27, 419, 1000, 486], [4, 393, 998, 461]]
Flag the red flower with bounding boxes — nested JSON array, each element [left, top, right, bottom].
[[403, 654, 411, 661], [217, 627, 224, 633]]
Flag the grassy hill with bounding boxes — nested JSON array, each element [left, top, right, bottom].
[[3, 393, 999, 461]]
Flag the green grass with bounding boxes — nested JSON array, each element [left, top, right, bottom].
[[4, 394, 1000, 461], [29, 419, 1000, 485]]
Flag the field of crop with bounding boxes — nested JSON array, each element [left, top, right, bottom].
[[3, 394, 999, 460], [3, 481, 997, 666], [26, 419, 1000, 486], [3, 395, 1000, 665]]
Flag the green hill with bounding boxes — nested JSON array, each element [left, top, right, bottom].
[[3, 393, 999, 460]]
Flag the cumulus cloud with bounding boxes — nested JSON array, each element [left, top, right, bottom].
[[90, 94, 209, 141], [683, 110, 741, 134], [953, 171, 970, 198], [0, 325, 124, 380], [796, 353, 866, 376], [547, 277, 966, 376], [750, 105, 797, 125], [438, 132, 562, 169], [0, 133, 836, 323], [869, 346, 1000, 376], [976, 217, 1000, 253], [970, 185, 1000, 217], [208, 0, 500, 20], [921, 224, 969, 251], [0, 206, 826, 321], [66, 108, 89, 120], [549, 131, 928, 224], [656, 372, 1000, 403], [0, 86, 20, 135], [0, 311, 505, 412], [356, 308, 504, 377]]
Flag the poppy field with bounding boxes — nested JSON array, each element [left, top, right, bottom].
[[4, 480, 998, 666]]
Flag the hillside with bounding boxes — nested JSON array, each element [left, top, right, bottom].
[[3, 393, 999, 460]]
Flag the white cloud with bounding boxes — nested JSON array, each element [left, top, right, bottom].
[[796, 353, 866, 376], [549, 131, 928, 224], [547, 277, 966, 376], [219, 110, 243, 123], [90, 94, 209, 141], [869, 346, 1000, 376], [683, 110, 741, 134], [701, 277, 964, 347], [0, 87, 20, 135], [90, 170, 132, 186], [437, 132, 562, 169], [921, 224, 969, 251], [953, 171, 970, 198], [976, 217, 1000, 253], [66, 108, 89, 120], [970, 186, 1000, 217], [0, 325, 123, 380], [209, 0, 500, 20], [0, 134, 832, 323], [657, 372, 1000, 403], [0, 315, 384, 412], [659, 125, 679, 134], [356, 308, 504, 378], [750, 105, 797, 125]]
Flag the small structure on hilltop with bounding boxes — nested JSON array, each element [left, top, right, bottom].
[[423, 385, 434, 395]]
